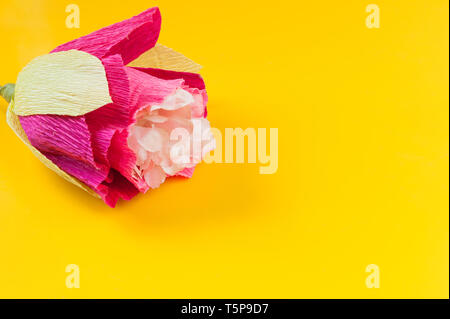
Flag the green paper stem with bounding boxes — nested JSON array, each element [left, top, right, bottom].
[[0, 83, 15, 103]]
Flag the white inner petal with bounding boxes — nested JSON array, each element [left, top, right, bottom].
[[127, 88, 213, 190], [151, 88, 195, 111]]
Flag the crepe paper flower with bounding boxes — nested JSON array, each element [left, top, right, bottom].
[[1, 7, 215, 207]]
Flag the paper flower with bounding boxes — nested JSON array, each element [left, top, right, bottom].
[[1, 7, 215, 207]]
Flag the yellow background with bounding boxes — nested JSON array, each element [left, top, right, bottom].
[[0, 0, 448, 298]]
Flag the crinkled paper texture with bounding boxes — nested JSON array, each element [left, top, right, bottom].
[[6, 101, 100, 197], [51, 7, 162, 65], [7, 6, 210, 206], [13, 50, 112, 116], [128, 43, 202, 73]]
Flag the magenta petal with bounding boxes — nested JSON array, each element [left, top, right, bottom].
[[46, 153, 138, 207], [97, 170, 139, 207], [85, 118, 116, 166], [19, 113, 139, 206], [51, 7, 161, 65], [19, 115, 97, 167], [175, 166, 195, 178], [85, 54, 132, 166], [44, 152, 108, 189], [85, 102, 132, 166], [19, 114, 109, 189], [108, 129, 147, 191], [132, 67, 206, 90], [101, 54, 130, 107], [125, 66, 184, 111]]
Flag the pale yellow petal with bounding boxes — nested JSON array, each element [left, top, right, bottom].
[[13, 50, 112, 116], [128, 44, 202, 73], [6, 101, 100, 198]]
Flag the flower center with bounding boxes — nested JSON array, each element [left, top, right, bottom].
[[127, 88, 212, 190]]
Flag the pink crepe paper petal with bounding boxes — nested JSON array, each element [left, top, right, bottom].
[[44, 152, 108, 189], [174, 166, 195, 178], [107, 129, 147, 191], [46, 152, 138, 207], [85, 103, 129, 166], [19, 114, 111, 189], [19, 113, 139, 207], [84, 54, 131, 166], [125, 66, 184, 112], [19, 114, 98, 168], [51, 7, 161, 65], [131, 67, 208, 117], [97, 169, 139, 207], [132, 67, 206, 90], [101, 54, 130, 108], [43, 154, 138, 208]]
